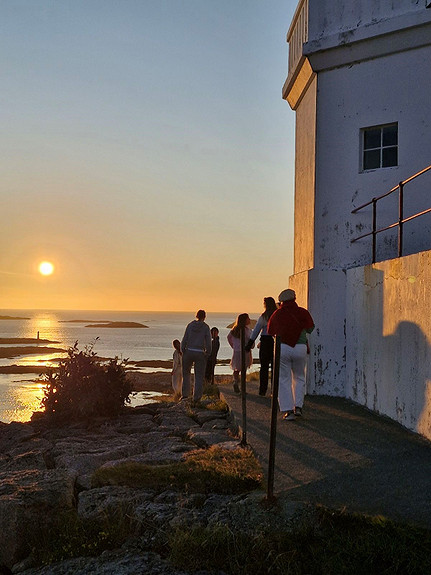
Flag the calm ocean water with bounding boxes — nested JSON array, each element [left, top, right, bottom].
[[0, 309, 258, 423]]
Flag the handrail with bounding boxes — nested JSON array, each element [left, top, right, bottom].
[[351, 165, 431, 263]]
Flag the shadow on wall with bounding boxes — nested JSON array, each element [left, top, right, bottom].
[[387, 321, 431, 436], [349, 265, 431, 437]]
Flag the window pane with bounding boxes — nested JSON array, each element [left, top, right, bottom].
[[383, 125, 398, 146], [364, 149, 381, 170], [382, 146, 398, 167], [364, 128, 381, 150]]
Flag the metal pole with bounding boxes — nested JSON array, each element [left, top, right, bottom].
[[240, 325, 247, 446], [398, 181, 404, 258], [267, 335, 281, 501], [372, 198, 377, 264]]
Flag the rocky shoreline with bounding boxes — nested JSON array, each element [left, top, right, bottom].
[[0, 397, 303, 574]]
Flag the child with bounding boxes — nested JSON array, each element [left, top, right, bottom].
[[227, 313, 253, 393], [205, 327, 220, 384], [171, 339, 183, 395]]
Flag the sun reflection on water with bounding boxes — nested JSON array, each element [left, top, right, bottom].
[[23, 312, 65, 342], [1, 381, 45, 423]]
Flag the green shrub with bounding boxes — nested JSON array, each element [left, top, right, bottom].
[[41, 341, 132, 422]]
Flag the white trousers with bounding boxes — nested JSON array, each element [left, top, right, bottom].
[[278, 343, 307, 412]]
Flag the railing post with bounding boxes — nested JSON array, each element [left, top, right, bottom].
[[240, 325, 247, 446], [372, 198, 377, 264], [398, 181, 404, 258], [267, 336, 281, 501]]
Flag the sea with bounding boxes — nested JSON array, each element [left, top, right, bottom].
[[0, 309, 258, 424]]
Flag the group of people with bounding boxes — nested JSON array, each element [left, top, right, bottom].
[[171, 289, 315, 420]]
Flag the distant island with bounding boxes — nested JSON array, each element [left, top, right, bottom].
[[0, 315, 30, 320], [0, 346, 66, 359], [60, 320, 148, 328], [59, 319, 111, 323], [0, 338, 60, 344], [85, 321, 148, 328]]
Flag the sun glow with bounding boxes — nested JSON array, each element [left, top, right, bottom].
[[38, 261, 54, 276]]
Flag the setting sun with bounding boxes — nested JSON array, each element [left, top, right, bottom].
[[38, 261, 55, 276]]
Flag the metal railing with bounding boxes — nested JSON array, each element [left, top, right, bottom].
[[351, 165, 431, 263]]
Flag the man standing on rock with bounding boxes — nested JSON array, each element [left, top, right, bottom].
[[181, 309, 212, 404], [267, 289, 314, 421]]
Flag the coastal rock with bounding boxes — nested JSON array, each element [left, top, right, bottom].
[[0, 400, 242, 572], [113, 412, 156, 435], [193, 409, 228, 426], [0, 469, 76, 568], [1, 400, 304, 575], [77, 486, 155, 521], [186, 429, 238, 449], [53, 432, 145, 477], [100, 432, 196, 467], [16, 550, 192, 575], [154, 405, 200, 434], [201, 418, 229, 430], [0, 438, 53, 472]]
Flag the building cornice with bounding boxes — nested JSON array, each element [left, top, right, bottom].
[[305, 13, 431, 72], [282, 56, 315, 110]]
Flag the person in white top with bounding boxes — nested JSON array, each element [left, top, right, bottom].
[[227, 313, 253, 394], [171, 339, 183, 395]]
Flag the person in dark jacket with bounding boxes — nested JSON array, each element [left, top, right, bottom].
[[205, 327, 220, 384], [267, 289, 314, 420], [245, 297, 278, 396], [181, 310, 212, 403]]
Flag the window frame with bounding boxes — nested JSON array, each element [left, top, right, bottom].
[[361, 123, 398, 172]]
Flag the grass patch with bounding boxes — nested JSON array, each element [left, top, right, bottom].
[[28, 495, 431, 573], [92, 445, 263, 494], [168, 506, 431, 575], [30, 508, 135, 565]]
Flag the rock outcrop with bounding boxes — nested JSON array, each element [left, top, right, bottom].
[[0, 401, 303, 574], [0, 401, 238, 572]]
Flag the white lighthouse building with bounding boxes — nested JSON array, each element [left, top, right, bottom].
[[283, 0, 431, 439]]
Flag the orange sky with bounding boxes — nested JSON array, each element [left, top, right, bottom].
[[1, 1, 297, 313]]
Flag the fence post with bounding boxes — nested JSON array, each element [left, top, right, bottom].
[[267, 335, 281, 501], [240, 325, 247, 446], [398, 181, 404, 258], [372, 198, 377, 263]]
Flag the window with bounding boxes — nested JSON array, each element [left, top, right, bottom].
[[362, 123, 398, 170]]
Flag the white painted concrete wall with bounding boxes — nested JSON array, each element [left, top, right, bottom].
[[285, 0, 431, 439], [290, 268, 347, 397], [314, 44, 431, 269], [346, 251, 431, 440], [308, 0, 426, 47]]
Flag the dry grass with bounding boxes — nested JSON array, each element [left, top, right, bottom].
[[91, 445, 264, 494]]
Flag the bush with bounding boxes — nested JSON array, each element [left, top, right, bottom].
[[41, 341, 132, 422]]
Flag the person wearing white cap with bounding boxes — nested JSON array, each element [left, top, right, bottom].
[[267, 289, 315, 420]]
